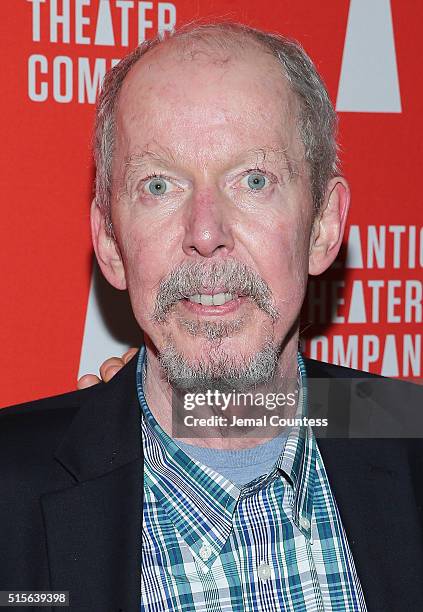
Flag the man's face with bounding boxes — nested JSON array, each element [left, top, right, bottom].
[[102, 41, 318, 386]]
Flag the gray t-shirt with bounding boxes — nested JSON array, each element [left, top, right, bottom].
[[175, 433, 288, 487]]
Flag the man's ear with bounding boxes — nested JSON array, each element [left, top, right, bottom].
[[308, 177, 350, 276], [90, 199, 127, 290]]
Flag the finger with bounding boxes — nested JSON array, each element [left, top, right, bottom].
[[102, 364, 122, 382], [122, 348, 138, 363], [99, 357, 125, 381], [77, 374, 101, 389]]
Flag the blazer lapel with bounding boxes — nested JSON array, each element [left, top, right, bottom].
[[42, 356, 143, 612]]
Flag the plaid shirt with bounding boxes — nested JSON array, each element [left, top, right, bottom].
[[138, 346, 367, 611]]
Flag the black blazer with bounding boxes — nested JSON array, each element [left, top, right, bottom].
[[1, 354, 423, 611]]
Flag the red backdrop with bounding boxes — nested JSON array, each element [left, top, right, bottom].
[[1, 0, 421, 408]]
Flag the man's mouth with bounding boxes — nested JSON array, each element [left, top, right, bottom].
[[186, 292, 237, 306], [179, 289, 247, 317]]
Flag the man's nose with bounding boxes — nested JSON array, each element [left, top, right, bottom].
[[182, 189, 235, 258]]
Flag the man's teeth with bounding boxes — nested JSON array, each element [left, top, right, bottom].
[[188, 292, 236, 306]]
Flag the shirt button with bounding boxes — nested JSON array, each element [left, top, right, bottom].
[[300, 516, 310, 530], [199, 543, 212, 561], [258, 562, 272, 581]]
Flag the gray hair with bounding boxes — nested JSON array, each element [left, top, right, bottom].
[[94, 22, 339, 233]]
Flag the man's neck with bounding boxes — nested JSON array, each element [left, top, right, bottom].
[[142, 335, 300, 450]]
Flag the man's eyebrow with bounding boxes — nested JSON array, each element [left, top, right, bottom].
[[124, 147, 176, 172], [120, 146, 300, 192], [241, 147, 300, 180]]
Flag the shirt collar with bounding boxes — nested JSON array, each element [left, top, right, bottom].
[[276, 353, 315, 538], [138, 345, 316, 568]]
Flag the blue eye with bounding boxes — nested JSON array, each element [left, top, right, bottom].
[[247, 173, 267, 190], [147, 177, 167, 195]]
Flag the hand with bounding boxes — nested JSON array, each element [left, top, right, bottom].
[[77, 348, 138, 389]]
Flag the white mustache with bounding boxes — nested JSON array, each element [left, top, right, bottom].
[[152, 260, 279, 322]]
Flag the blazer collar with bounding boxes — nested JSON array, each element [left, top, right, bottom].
[[54, 351, 142, 482]]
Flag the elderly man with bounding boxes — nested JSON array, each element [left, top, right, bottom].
[[1, 21, 423, 612]]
